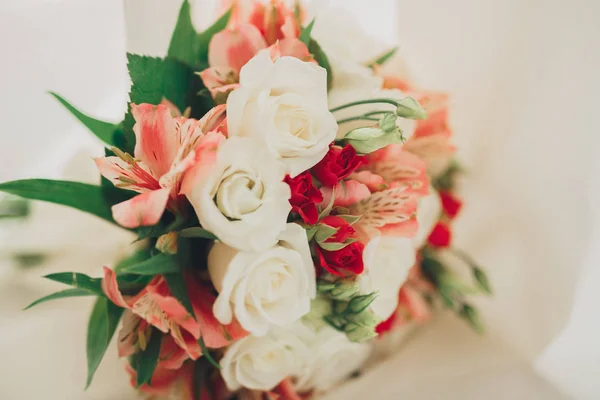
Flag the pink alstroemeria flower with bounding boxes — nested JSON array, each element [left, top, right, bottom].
[[102, 268, 247, 364], [95, 103, 226, 228]]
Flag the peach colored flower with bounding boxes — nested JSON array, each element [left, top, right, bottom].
[[102, 267, 247, 363], [95, 103, 226, 228]]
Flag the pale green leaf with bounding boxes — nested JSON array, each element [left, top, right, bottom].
[[24, 288, 93, 310]]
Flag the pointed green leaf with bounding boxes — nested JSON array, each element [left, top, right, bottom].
[[168, 0, 200, 67], [0, 179, 116, 225], [314, 225, 339, 243], [308, 39, 333, 89], [44, 272, 104, 295], [197, 8, 233, 63], [163, 272, 195, 319], [133, 328, 162, 387], [367, 47, 398, 68], [24, 288, 93, 310], [50, 92, 119, 146], [117, 253, 179, 276], [459, 303, 484, 334], [198, 337, 221, 369], [178, 227, 218, 240], [318, 242, 350, 251], [86, 297, 124, 388], [299, 18, 316, 46]]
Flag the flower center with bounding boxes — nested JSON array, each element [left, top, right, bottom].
[[215, 166, 265, 220]]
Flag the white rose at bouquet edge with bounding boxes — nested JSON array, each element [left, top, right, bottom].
[[208, 223, 316, 336], [226, 50, 338, 177], [359, 236, 417, 320], [186, 136, 291, 252], [294, 324, 371, 393], [414, 188, 443, 248], [220, 324, 313, 391]]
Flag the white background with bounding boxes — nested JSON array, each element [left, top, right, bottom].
[[0, 0, 599, 399]]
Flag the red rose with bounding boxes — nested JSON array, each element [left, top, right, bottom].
[[439, 191, 462, 219], [316, 241, 365, 276], [320, 215, 356, 243], [312, 145, 365, 187], [375, 311, 398, 335], [284, 172, 323, 225], [428, 223, 451, 248]]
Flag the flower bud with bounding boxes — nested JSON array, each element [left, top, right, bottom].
[[155, 232, 178, 254], [344, 322, 378, 342], [318, 279, 361, 301], [344, 126, 403, 154], [346, 309, 380, 327], [396, 97, 427, 120], [347, 292, 378, 314], [303, 296, 333, 330]]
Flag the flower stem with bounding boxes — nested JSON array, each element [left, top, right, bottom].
[[336, 116, 380, 125], [329, 98, 400, 113]]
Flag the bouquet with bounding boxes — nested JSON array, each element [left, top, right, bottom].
[[0, 1, 491, 398]]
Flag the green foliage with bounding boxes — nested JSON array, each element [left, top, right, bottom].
[[86, 297, 124, 388], [163, 272, 195, 319], [44, 272, 104, 295], [24, 288, 93, 310], [179, 227, 218, 240], [132, 328, 162, 387], [117, 253, 180, 276], [308, 39, 333, 89], [0, 179, 116, 225], [50, 92, 120, 146], [198, 337, 221, 369], [459, 303, 484, 334], [367, 47, 398, 68], [299, 18, 316, 46]]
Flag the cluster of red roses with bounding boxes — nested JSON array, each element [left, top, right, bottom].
[[285, 144, 366, 277]]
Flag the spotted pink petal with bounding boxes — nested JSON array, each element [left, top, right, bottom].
[[146, 283, 202, 340], [158, 333, 198, 370], [94, 156, 159, 193], [180, 131, 226, 196], [366, 148, 430, 196], [101, 266, 130, 308], [320, 180, 372, 208], [117, 311, 141, 358], [198, 104, 228, 134], [132, 104, 179, 179], [209, 23, 267, 72], [111, 187, 170, 229], [349, 170, 388, 192]]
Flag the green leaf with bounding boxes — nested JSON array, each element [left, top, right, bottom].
[[167, 0, 200, 67], [114, 250, 152, 274], [197, 8, 233, 64], [86, 297, 124, 388], [308, 39, 333, 89], [0, 179, 117, 225], [163, 272, 195, 318], [367, 47, 398, 68], [198, 337, 221, 369], [117, 253, 179, 276], [318, 242, 351, 251], [179, 227, 218, 240], [50, 92, 119, 146], [299, 18, 316, 46], [473, 267, 493, 295], [133, 328, 162, 387], [314, 225, 338, 243], [459, 303, 484, 334], [44, 272, 104, 295], [24, 288, 93, 310]]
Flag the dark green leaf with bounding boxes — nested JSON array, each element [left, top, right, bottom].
[[133, 328, 162, 387], [473, 267, 493, 295], [179, 227, 218, 240], [44, 272, 104, 295], [163, 272, 195, 319], [192, 358, 212, 400], [24, 288, 93, 310], [0, 179, 116, 225], [198, 337, 221, 369], [308, 39, 333, 89], [299, 18, 316, 46], [50, 92, 120, 146], [197, 9, 233, 64], [117, 253, 179, 276], [168, 0, 200, 66], [459, 303, 484, 334], [86, 297, 124, 388], [114, 250, 152, 274], [367, 47, 398, 68]]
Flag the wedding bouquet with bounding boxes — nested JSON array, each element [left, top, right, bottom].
[[0, 1, 491, 398]]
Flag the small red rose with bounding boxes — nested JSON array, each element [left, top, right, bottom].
[[316, 241, 365, 276], [439, 191, 462, 219], [312, 145, 365, 187], [320, 215, 356, 243], [428, 222, 451, 248], [284, 172, 323, 225]]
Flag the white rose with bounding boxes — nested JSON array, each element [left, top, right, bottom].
[[295, 324, 371, 393], [220, 325, 312, 391], [208, 223, 316, 336], [414, 188, 442, 248], [358, 236, 416, 320], [227, 50, 338, 177], [186, 136, 291, 252]]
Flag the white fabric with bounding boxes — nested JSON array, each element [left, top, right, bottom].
[[1, 0, 599, 399]]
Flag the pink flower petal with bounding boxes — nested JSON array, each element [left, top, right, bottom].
[[321, 180, 372, 208], [349, 170, 388, 192], [132, 104, 179, 179], [180, 131, 226, 196], [209, 23, 267, 72], [111, 188, 170, 229], [101, 266, 130, 308], [94, 156, 159, 193]]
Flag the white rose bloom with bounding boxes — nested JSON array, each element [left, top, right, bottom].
[[208, 223, 316, 336], [220, 325, 312, 391], [227, 50, 338, 177], [295, 324, 371, 393], [414, 188, 442, 248], [186, 136, 291, 252], [358, 236, 416, 320]]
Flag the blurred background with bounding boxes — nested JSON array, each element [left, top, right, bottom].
[[0, 0, 599, 399]]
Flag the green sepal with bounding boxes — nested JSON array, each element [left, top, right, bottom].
[[50, 92, 120, 146], [473, 267, 493, 295], [314, 225, 339, 243], [299, 18, 316, 46], [132, 328, 163, 388], [86, 297, 124, 389], [346, 292, 377, 314], [0, 179, 117, 226], [367, 47, 398, 68], [24, 288, 93, 310], [459, 303, 484, 334]]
